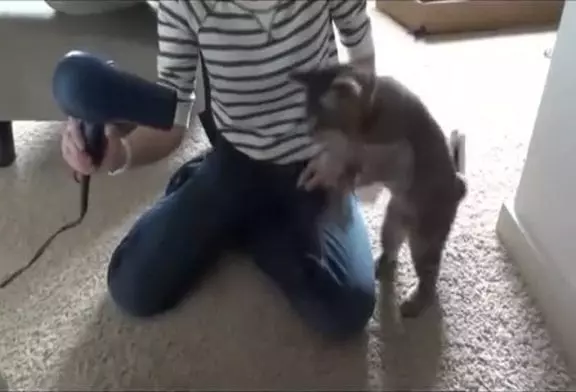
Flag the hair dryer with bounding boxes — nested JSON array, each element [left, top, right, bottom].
[[0, 50, 179, 288], [52, 50, 178, 166]]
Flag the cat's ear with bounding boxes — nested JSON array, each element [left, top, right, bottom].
[[331, 76, 363, 98], [318, 75, 362, 113], [291, 66, 342, 91]]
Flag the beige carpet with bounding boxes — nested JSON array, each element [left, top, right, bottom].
[[1, 6, 575, 391]]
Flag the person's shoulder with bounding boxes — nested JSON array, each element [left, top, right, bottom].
[[163, 0, 216, 26]]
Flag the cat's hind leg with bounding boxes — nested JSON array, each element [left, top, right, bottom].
[[400, 234, 444, 318], [400, 203, 458, 318]]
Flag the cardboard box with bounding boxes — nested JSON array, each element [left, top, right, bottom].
[[375, 0, 564, 37]]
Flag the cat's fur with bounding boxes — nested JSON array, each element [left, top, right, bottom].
[[293, 64, 467, 318]]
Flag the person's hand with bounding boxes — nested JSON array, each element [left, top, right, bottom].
[[61, 117, 127, 175], [298, 150, 333, 191], [298, 150, 352, 191]]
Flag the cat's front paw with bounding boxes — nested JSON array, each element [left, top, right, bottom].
[[399, 284, 437, 318]]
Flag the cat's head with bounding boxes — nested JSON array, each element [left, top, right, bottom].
[[291, 64, 373, 142]]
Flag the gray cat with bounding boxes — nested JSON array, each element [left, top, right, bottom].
[[293, 64, 467, 318]]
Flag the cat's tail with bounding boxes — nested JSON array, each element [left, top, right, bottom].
[[449, 129, 468, 200]]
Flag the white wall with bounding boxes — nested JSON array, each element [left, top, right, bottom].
[[514, 0, 576, 285], [498, 0, 576, 369]]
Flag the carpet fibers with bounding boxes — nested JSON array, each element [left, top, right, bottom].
[[1, 7, 574, 391]]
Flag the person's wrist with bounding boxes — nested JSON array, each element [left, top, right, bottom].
[[107, 138, 132, 176]]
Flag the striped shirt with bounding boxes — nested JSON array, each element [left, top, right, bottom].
[[156, 0, 374, 164]]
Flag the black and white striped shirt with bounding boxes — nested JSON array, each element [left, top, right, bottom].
[[157, 0, 374, 164]]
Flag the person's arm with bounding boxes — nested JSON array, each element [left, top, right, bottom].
[[329, 0, 376, 72], [111, 0, 202, 170]]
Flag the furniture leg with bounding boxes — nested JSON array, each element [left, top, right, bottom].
[[0, 121, 16, 167]]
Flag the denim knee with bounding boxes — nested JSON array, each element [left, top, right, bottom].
[[106, 156, 212, 318], [106, 251, 165, 318], [107, 277, 159, 319], [106, 233, 186, 318], [314, 287, 376, 340]]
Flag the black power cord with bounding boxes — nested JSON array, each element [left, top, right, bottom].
[[0, 174, 91, 288]]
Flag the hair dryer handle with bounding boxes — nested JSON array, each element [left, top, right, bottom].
[[79, 121, 107, 168]]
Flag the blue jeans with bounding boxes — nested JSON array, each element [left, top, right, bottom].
[[106, 57, 375, 339], [107, 132, 375, 339]]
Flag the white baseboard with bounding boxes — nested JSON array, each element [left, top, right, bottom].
[[496, 201, 576, 372]]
